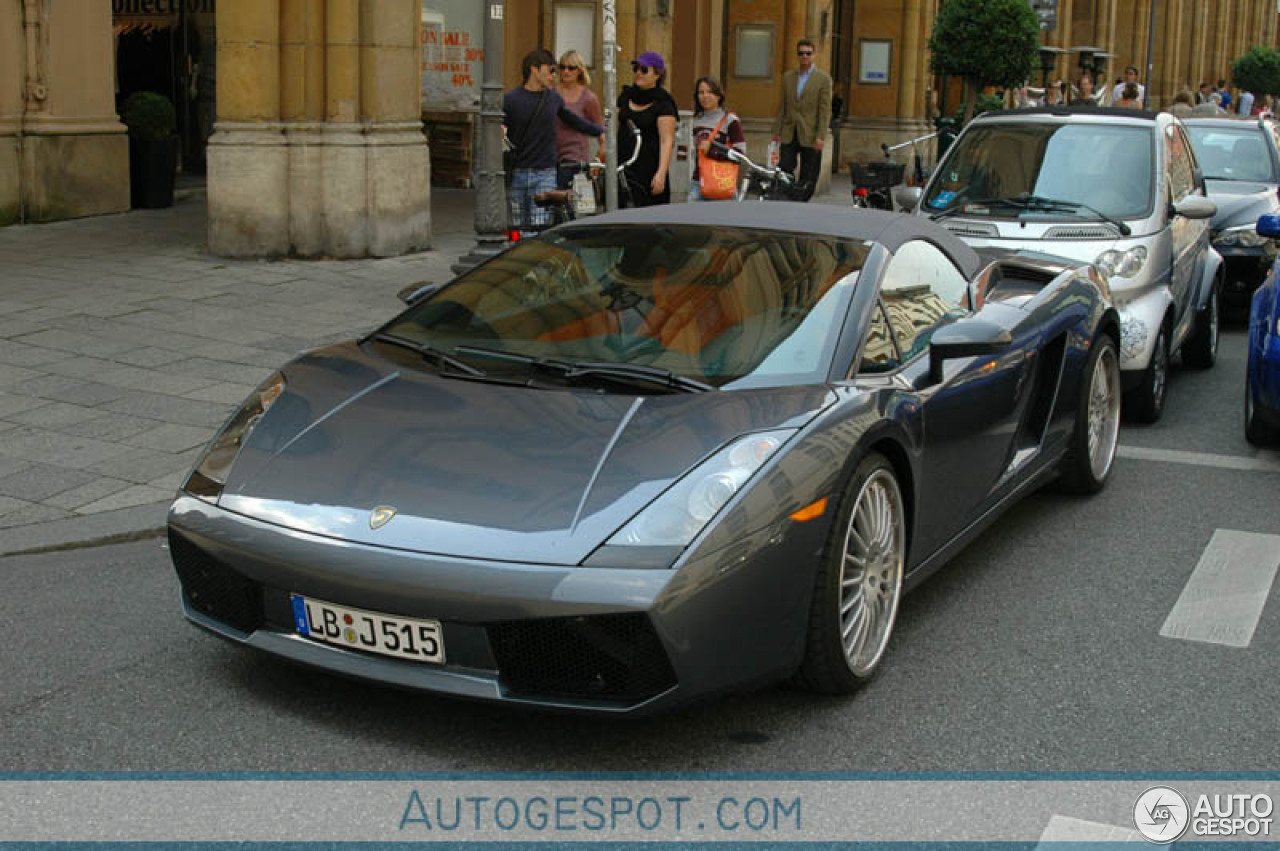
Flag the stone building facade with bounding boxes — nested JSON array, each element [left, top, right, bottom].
[[2, 1, 1279, 256]]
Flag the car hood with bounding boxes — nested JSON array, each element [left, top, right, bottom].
[[1205, 179, 1277, 230], [218, 343, 835, 565]]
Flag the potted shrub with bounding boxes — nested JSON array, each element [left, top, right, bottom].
[[121, 91, 178, 209]]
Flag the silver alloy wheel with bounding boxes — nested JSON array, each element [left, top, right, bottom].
[[1208, 291, 1219, 359], [1151, 330, 1168, 409], [1088, 343, 1122, 481], [839, 469, 905, 677]]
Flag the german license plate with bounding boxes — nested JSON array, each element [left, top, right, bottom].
[[290, 595, 445, 664]]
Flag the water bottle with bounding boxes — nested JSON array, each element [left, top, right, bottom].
[[768, 139, 780, 167]]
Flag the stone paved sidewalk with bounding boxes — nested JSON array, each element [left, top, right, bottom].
[[0, 189, 477, 554], [0, 175, 853, 554]]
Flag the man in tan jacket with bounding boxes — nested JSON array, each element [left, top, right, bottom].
[[772, 38, 832, 201]]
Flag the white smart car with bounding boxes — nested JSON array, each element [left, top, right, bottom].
[[903, 106, 1221, 421]]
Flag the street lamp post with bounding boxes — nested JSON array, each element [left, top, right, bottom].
[[1143, 0, 1158, 109], [1071, 45, 1103, 102], [453, 2, 506, 274], [603, 0, 618, 211], [1039, 46, 1065, 99]]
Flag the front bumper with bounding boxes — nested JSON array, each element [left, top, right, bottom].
[[1215, 245, 1273, 296], [1112, 283, 1172, 374], [167, 495, 816, 714]]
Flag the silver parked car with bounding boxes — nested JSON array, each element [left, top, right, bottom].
[[904, 107, 1221, 422]]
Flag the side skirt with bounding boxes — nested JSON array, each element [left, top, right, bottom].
[[903, 456, 1061, 593]]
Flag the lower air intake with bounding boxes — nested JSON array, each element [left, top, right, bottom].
[[168, 531, 264, 635], [488, 613, 676, 703]]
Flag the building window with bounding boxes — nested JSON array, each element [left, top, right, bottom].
[[734, 24, 774, 79], [555, 3, 595, 68]]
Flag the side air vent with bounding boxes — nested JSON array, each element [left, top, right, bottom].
[[943, 222, 999, 238], [1043, 225, 1122, 239], [1022, 333, 1069, 444]]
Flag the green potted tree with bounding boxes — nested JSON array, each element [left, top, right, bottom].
[[928, 0, 1039, 125], [121, 91, 178, 209], [1232, 45, 1280, 112]]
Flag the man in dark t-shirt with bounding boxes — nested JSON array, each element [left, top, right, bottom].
[[504, 49, 603, 232]]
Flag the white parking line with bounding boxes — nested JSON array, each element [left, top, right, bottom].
[[1160, 529, 1280, 648], [1118, 445, 1280, 474], [1036, 815, 1142, 843]]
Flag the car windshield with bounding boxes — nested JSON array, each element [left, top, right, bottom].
[[380, 225, 869, 389], [1184, 125, 1276, 182], [923, 122, 1155, 220]]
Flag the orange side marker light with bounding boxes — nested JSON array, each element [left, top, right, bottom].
[[789, 497, 828, 523]]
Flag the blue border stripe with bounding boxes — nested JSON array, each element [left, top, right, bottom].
[[1, 771, 1278, 781], [0, 839, 1259, 844]]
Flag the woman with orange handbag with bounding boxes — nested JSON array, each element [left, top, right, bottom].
[[689, 76, 746, 202]]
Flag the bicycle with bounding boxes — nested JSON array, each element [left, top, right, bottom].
[[508, 122, 644, 240], [849, 130, 937, 209], [708, 142, 810, 201]]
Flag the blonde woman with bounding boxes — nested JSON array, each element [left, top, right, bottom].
[[555, 49, 605, 190]]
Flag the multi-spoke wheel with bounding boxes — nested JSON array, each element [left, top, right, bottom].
[[1060, 334, 1122, 493], [1127, 325, 1168, 423], [798, 453, 905, 693], [1184, 284, 1219, 369], [1246, 376, 1279, 445]]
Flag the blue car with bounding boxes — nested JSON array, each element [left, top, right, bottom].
[[1247, 215, 1280, 444]]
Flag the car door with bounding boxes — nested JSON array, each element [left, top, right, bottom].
[[1166, 123, 1206, 335], [876, 241, 1032, 560]]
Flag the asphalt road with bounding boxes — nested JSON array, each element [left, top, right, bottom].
[[2, 327, 1277, 773]]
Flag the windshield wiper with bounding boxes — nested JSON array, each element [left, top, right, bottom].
[[369, 333, 485, 376], [453, 345, 574, 375], [929, 197, 1034, 223], [1014, 193, 1132, 236], [454, 346, 714, 394], [562, 361, 715, 394]]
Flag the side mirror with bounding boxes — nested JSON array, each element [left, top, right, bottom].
[[894, 185, 923, 212], [397, 281, 443, 305], [1257, 214, 1280, 239], [928, 318, 1012, 384], [1173, 196, 1216, 220]]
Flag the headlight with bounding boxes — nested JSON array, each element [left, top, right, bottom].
[[605, 429, 795, 549], [1094, 246, 1148, 279], [183, 372, 286, 501], [1214, 224, 1273, 248]]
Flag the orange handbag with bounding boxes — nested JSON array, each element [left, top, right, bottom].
[[697, 115, 739, 200]]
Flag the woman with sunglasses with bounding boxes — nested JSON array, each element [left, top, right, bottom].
[[554, 50, 605, 191], [617, 51, 678, 205]]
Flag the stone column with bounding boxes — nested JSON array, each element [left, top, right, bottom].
[[208, 0, 430, 258], [0, 3, 23, 224], [282, 0, 325, 256], [1, 0, 128, 225], [208, 0, 287, 256], [1190, 0, 1207, 93], [359, 0, 429, 257]]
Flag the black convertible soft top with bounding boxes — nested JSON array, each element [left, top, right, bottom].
[[563, 202, 982, 279]]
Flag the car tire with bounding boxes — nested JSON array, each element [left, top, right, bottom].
[[1059, 334, 1122, 493], [1245, 378, 1278, 445], [1183, 284, 1219, 369], [1126, 326, 1168, 423], [797, 452, 905, 695]]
